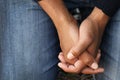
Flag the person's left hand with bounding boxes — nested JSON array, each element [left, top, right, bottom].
[[66, 7, 109, 60]]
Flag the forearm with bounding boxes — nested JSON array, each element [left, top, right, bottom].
[[38, 0, 76, 31], [38, 0, 79, 60]]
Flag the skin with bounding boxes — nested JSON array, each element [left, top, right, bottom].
[[58, 7, 109, 73], [59, 7, 109, 74], [38, 0, 109, 74], [58, 50, 104, 74], [67, 7, 109, 59]]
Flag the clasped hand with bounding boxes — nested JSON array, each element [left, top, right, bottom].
[[57, 15, 104, 74]]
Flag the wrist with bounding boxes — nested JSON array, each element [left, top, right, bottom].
[[88, 7, 109, 30], [57, 17, 78, 32]]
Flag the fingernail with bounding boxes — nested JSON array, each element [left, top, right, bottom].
[[91, 63, 98, 69], [67, 52, 75, 59], [58, 63, 62, 67]]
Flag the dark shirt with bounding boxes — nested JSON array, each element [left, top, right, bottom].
[[36, 0, 120, 17], [94, 0, 120, 17]]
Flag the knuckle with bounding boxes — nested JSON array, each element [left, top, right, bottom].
[[80, 52, 93, 65], [72, 50, 79, 57]]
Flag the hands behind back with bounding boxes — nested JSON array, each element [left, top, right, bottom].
[[57, 14, 104, 74], [58, 7, 109, 74]]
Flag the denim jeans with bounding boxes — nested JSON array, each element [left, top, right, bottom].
[[95, 9, 120, 80], [0, 0, 60, 80], [0, 0, 120, 80]]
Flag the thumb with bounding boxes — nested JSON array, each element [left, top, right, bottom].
[[67, 38, 93, 59], [79, 51, 98, 69]]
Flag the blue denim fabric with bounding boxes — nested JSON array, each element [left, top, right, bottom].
[[96, 9, 120, 80], [0, 0, 61, 80]]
